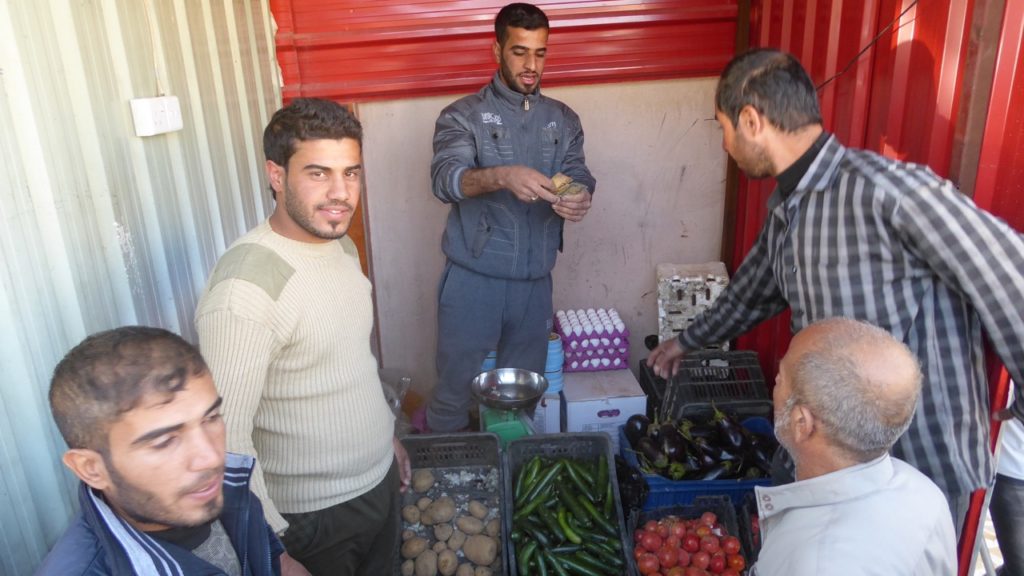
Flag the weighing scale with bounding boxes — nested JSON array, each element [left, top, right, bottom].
[[471, 368, 548, 447]]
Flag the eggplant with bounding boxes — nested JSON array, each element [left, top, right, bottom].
[[712, 405, 746, 449], [660, 427, 689, 464], [747, 444, 774, 473], [679, 419, 718, 442], [623, 414, 650, 449], [636, 437, 668, 470], [699, 461, 733, 480]]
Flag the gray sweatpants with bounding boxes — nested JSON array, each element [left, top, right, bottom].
[[427, 261, 552, 432]]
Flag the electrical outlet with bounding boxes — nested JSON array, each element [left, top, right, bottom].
[[130, 96, 183, 137]]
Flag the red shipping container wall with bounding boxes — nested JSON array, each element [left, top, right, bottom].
[[734, 0, 977, 380], [269, 0, 738, 103]]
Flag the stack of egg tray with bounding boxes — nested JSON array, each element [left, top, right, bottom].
[[554, 308, 629, 372], [656, 262, 730, 348]]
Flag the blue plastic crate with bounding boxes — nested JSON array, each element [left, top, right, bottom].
[[618, 419, 772, 510]]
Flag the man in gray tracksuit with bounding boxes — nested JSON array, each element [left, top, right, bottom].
[[427, 2, 596, 432]]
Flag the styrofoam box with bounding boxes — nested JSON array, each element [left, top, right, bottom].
[[563, 369, 646, 454], [656, 261, 730, 347], [525, 392, 564, 434]]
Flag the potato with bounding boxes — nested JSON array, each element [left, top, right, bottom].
[[433, 541, 448, 553], [417, 497, 432, 510], [467, 500, 488, 520], [426, 496, 456, 524], [402, 505, 421, 524], [455, 515, 484, 535], [401, 559, 415, 576], [474, 568, 492, 576], [402, 529, 416, 541], [401, 536, 428, 559], [463, 534, 497, 566], [434, 523, 454, 542], [456, 564, 474, 576], [415, 549, 438, 576], [438, 549, 458, 575], [447, 529, 466, 551], [412, 469, 436, 493], [484, 518, 500, 538], [420, 510, 435, 526]]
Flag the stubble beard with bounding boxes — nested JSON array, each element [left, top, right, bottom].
[[283, 180, 352, 240]]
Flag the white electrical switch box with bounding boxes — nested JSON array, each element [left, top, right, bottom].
[[130, 96, 183, 137]]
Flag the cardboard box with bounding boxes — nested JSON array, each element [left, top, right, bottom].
[[526, 392, 565, 434], [563, 370, 647, 454]]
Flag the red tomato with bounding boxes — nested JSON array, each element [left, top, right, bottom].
[[666, 535, 682, 549], [692, 551, 711, 570], [677, 549, 692, 567], [695, 525, 712, 538], [700, 511, 718, 526], [684, 567, 708, 576], [641, 532, 664, 552], [645, 520, 661, 532], [727, 554, 746, 571], [708, 553, 726, 574], [637, 553, 661, 575], [635, 529, 646, 543], [658, 546, 679, 569], [683, 534, 701, 553], [635, 546, 647, 561], [658, 523, 671, 539], [721, 569, 740, 576], [670, 522, 688, 539], [665, 568, 687, 576], [720, 536, 741, 556], [700, 535, 721, 554]]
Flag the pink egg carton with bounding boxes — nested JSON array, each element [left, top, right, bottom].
[[553, 309, 630, 372], [563, 349, 629, 372]]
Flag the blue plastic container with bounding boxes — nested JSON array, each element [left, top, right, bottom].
[[619, 417, 773, 509]]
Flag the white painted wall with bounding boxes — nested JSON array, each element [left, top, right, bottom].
[[359, 77, 727, 394]]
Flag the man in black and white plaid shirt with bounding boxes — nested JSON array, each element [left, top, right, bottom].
[[648, 48, 1024, 537]]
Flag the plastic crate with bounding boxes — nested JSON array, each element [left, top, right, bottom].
[[736, 491, 762, 563], [504, 433, 638, 576], [627, 496, 752, 573], [660, 350, 772, 422], [618, 422, 772, 510], [396, 433, 507, 576]]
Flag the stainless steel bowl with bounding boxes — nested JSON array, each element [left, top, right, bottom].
[[471, 368, 549, 412]]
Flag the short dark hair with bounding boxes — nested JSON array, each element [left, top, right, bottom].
[[49, 326, 209, 451], [716, 48, 822, 133], [263, 98, 363, 169], [495, 3, 549, 45]]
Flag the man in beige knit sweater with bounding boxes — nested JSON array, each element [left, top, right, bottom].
[[195, 98, 411, 576]]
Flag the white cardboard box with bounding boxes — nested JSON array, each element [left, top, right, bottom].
[[525, 392, 564, 434], [563, 370, 647, 454]]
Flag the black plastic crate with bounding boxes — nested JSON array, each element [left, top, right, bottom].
[[396, 433, 506, 576], [637, 359, 666, 419], [660, 350, 772, 422], [627, 495, 752, 574], [736, 491, 762, 563], [504, 433, 638, 576]]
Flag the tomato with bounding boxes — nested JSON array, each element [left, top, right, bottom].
[[692, 551, 711, 570], [645, 520, 661, 532], [665, 568, 687, 576], [666, 535, 682, 549], [727, 554, 746, 571], [658, 546, 679, 569], [682, 533, 701, 553], [637, 552, 661, 575], [658, 523, 671, 539], [684, 567, 708, 576], [635, 546, 647, 561], [720, 536, 741, 556], [721, 569, 740, 576], [708, 552, 726, 574], [677, 549, 691, 567], [641, 532, 664, 552], [695, 525, 712, 538], [700, 535, 720, 554], [700, 511, 718, 526], [670, 521, 688, 539]]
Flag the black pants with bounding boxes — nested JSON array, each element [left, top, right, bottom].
[[280, 461, 400, 576]]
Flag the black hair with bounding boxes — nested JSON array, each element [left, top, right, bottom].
[[49, 326, 208, 451], [263, 98, 363, 169], [716, 48, 822, 132], [495, 3, 549, 45]]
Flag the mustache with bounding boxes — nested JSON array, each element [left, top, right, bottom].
[[317, 201, 353, 211], [179, 467, 225, 497]]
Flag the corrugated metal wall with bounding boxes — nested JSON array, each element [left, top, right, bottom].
[[0, 1, 280, 573], [270, 0, 739, 102]]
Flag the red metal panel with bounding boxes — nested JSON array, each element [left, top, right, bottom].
[[269, 0, 738, 103]]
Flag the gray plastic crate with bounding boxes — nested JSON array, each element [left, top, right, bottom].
[[396, 433, 506, 575], [503, 433, 638, 576]]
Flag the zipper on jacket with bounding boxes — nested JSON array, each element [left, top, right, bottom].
[[523, 96, 530, 111]]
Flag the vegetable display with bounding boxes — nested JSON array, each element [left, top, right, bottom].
[[632, 511, 747, 576], [623, 409, 777, 481], [511, 455, 626, 576]]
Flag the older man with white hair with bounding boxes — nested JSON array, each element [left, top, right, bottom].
[[751, 318, 957, 576]]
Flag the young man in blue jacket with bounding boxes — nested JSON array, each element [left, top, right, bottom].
[[36, 326, 287, 575]]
